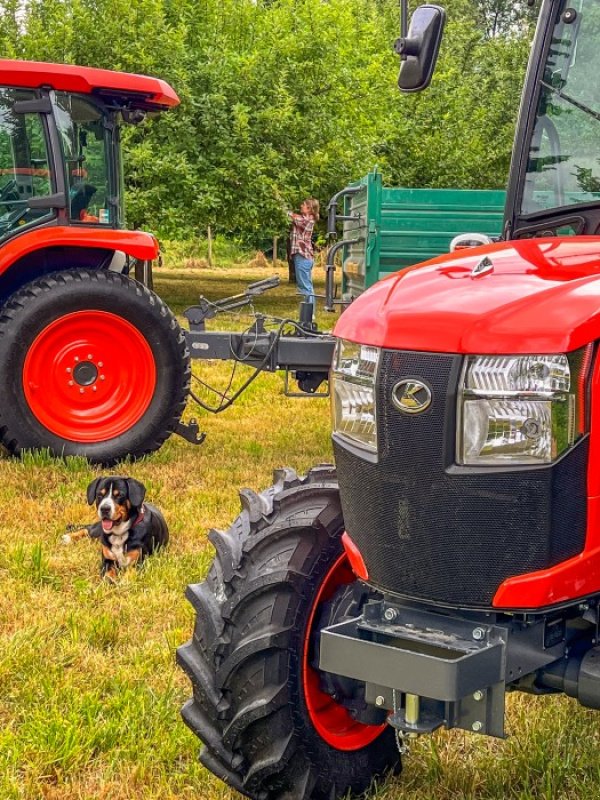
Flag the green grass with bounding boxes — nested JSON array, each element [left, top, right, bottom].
[[1, 264, 599, 799]]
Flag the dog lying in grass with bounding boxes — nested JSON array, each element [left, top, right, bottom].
[[63, 476, 169, 580]]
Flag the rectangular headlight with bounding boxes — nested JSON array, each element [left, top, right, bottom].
[[331, 339, 380, 453], [458, 349, 591, 466]]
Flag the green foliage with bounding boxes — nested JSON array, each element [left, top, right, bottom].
[[0, 0, 533, 243]]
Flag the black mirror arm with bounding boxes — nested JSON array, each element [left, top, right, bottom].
[[394, 37, 423, 59]]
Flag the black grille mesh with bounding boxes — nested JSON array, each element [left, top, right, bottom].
[[335, 350, 588, 608]]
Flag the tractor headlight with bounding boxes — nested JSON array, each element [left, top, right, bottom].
[[331, 339, 380, 453], [458, 349, 591, 466]]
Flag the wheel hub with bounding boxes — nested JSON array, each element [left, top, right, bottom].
[[73, 359, 99, 387]]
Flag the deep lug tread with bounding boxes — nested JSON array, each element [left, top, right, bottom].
[[185, 582, 225, 644], [200, 747, 247, 795], [178, 468, 400, 800], [216, 629, 293, 688], [176, 644, 221, 709], [208, 528, 244, 582], [240, 487, 271, 524], [243, 730, 295, 790], [222, 683, 287, 749], [181, 700, 239, 770]]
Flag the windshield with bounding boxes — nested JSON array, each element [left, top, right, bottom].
[[521, 0, 600, 215], [0, 88, 54, 240], [53, 92, 121, 225]]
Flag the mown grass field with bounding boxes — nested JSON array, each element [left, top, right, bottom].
[[2, 263, 600, 800]]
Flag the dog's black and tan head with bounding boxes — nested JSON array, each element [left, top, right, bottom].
[[86, 476, 146, 535]]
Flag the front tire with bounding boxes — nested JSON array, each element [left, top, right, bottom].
[[0, 269, 190, 463], [177, 466, 400, 800]]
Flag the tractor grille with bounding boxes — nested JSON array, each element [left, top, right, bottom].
[[334, 350, 588, 608]]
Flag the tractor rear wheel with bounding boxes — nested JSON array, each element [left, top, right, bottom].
[[177, 465, 400, 800], [0, 269, 190, 464]]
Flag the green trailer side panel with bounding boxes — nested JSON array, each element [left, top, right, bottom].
[[342, 172, 506, 298]]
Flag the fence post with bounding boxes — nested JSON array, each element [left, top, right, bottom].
[[207, 225, 213, 267]]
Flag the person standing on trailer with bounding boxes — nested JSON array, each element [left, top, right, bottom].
[[287, 198, 320, 309]]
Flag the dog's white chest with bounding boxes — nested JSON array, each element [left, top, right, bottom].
[[108, 531, 130, 568]]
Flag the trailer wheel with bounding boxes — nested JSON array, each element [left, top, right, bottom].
[[177, 466, 400, 800], [0, 269, 190, 464]]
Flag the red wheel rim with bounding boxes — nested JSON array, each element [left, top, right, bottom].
[[23, 310, 156, 442], [303, 552, 386, 750]]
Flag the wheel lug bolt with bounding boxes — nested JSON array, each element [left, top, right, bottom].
[[87, 354, 92, 360], [68, 381, 74, 386], [98, 362, 104, 368], [100, 375, 105, 381], [93, 386, 97, 392], [80, 388, 85, 394], [66, 367, 72, 374], [74, 356, 79, 362]]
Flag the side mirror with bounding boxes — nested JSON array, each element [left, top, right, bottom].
[[450, 233, 495, 252], [396, 5, 446, 93]]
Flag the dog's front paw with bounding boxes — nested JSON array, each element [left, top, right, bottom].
[[103, 566, 119, 583], [61, 534, 72, 545]]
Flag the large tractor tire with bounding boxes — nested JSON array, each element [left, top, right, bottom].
[[177, 465, 400, 800], [0, 269, 190, 464]]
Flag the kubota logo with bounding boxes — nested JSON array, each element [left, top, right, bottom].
[[392, 379, 432, 414]]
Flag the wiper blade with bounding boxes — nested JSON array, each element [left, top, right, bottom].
[[541, 80, 600, 123]]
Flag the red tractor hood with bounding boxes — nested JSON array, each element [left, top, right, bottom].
[[334, 237, 600, 354]]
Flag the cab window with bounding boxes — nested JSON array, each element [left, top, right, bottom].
[[53, 93, 112, 224], [0, 87, 53, 240]]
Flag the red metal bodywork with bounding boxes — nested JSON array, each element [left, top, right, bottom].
[[0, 226, 159, 276], [0, 59, 180, 109], [334, 237, 600, 610], [334, 237, 600, 355]]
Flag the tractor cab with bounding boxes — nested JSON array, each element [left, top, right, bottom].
[[505, 0, 600, 239], [0, 60, 178, 243], [0, 61, 188, 467]]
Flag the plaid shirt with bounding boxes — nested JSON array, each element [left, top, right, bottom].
[[288, 212, 315, 259]]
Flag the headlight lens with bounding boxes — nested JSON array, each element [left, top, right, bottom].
[[331, 339, 380, 453], [458, 349, 591, 465]]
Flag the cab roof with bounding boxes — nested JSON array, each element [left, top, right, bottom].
[[0, 59, 180, 110]]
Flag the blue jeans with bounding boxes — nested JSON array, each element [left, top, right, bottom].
[[293, 253, 314, 307]]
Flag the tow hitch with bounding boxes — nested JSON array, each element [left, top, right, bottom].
[[181, 275, 336, 413]]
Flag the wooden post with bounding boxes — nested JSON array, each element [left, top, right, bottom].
[[272, 236, 278, 268], [207, 225, 213, 267]]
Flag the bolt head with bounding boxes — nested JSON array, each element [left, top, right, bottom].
[[472, 627, 485, 641], [472, 721, 483, 732], [384, 608, 398, 622], [473, 690, 484, 702], [375, 695, 385, 707]]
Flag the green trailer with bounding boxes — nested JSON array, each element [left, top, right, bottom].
[[335, 171, 506, 301]]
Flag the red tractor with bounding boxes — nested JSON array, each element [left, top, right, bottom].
[[0, 61, 190, 463], [178, 0, 600, 797]]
